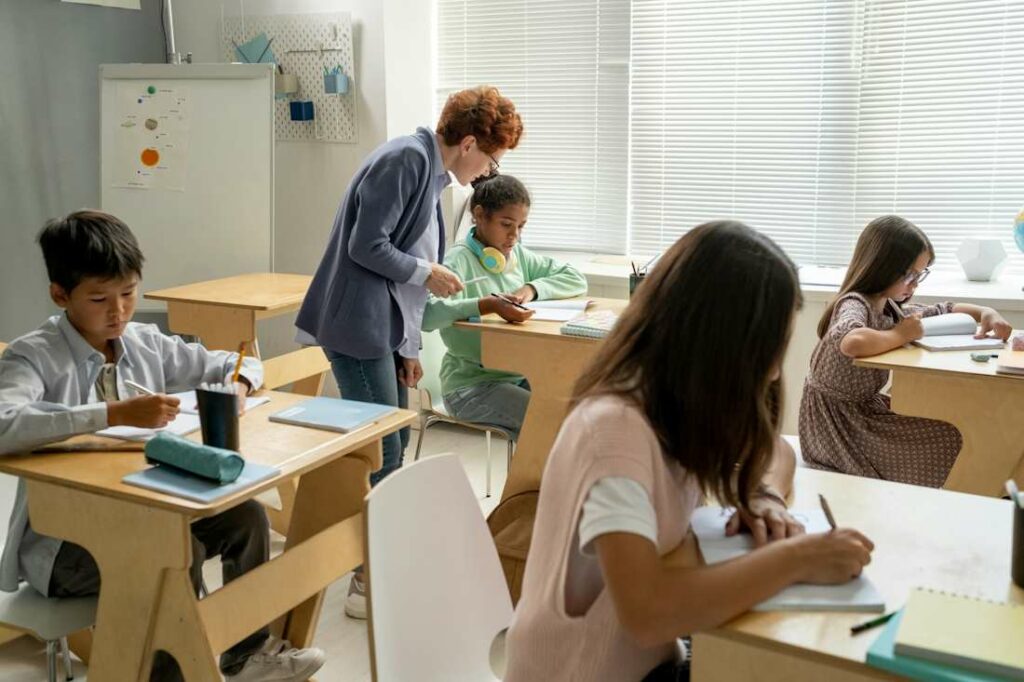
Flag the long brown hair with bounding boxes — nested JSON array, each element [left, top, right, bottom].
[[816, 215, 934, 338], [573, 221, 801, 510]]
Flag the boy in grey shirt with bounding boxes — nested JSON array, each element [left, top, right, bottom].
[[0, 211, 324, 682]]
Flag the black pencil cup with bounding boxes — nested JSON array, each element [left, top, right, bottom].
[[629, 272, 646, 298], [196, 388, 240, 451], [1013, 500, 1024, 588]]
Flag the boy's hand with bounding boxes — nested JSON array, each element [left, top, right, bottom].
[[107, 394, 180, 428], [508, 285, 537, 304], [978, 309, 1012, 341], [397, 358, 423, 388], [894, 313, 924, 343], [480, 295, 535, 323]]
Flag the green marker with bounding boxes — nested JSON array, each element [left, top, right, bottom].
[[147, 85, 156, 94]]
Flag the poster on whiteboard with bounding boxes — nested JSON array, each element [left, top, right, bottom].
[[62, 0, 140, 8], [113, 84, 191, 190]]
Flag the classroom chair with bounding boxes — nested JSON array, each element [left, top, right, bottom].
[[414, 330, 515, 498], [258, 346, 331, 535], [782, 434, 805, 468], [365, 454, 512, 682], [0, 582, 95, 682]]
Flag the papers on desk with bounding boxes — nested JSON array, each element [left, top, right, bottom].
[[95, 391, 270, 442], [996, 350, 1024, 376], [97, 413, 202, 442], [913, 313, 1004, 352], [171, 390, 271, 414], [524, 299, 593, 322], [691, 506, 885, 613]]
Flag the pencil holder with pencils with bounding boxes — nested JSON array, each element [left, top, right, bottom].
[[629, 272, 646, 297], [323, 66, 349, 95]]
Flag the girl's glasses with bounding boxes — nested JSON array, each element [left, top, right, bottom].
[[902, 267, 930, 286]]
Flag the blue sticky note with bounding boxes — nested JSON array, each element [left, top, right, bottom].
[[235, 32, 276, 64]]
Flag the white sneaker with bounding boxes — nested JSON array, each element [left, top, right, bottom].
[[225, 637, 325, 682], [344, 572, 367, 620]]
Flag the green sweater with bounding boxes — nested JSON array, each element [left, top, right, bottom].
[[422, 240, 588, 396]]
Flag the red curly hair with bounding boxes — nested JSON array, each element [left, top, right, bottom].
[[436, 86, 523, 153]]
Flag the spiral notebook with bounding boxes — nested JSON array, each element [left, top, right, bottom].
[[894, 588, 1024, 680], [559, 310, 619, 339], [868, 610, 1004, 681]]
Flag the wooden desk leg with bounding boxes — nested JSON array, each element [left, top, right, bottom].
[[66, 628, 92, 665], [889, 371, 1024, 496], [266, 477, 300, 536], [479, 333, 600, 500], [691, 633, 899, 682], [165, 302, 257, 351], [25, 481, 202, 682], [278, 441, 382, 647]]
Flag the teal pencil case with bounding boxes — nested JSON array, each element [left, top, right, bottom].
[[144, 432, 244, 484]]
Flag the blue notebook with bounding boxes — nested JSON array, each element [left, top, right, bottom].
[[268, 397, 398, 433], [866, 611, 1006, 682], [122, 461, 280, 503]]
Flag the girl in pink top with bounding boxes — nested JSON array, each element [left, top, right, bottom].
[[505, 221, 876, 682]]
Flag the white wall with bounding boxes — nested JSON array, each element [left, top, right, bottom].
[[170, 0, 433, 361]]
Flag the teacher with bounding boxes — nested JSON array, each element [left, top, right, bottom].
[[296, 83, 522, 550]]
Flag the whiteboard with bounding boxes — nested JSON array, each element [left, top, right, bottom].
[[100, 63, 274, 311]]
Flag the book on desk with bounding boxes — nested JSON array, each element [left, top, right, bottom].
[[913, 313, 1005, 352]]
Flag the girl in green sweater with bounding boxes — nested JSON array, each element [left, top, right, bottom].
[[422, 174, 588, 438]]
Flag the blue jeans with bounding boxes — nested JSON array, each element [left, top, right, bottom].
[[326, 350, 410, 487], [443, 379, 531, 441]]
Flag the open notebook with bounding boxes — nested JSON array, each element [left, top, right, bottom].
[[913, 313, 1004, 352], [691, 506, 885, 612], [96, 390, 270, 442], [524, 299, 592, 322]]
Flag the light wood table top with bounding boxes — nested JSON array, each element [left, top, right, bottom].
[[856, 343, 1022, 382], [144, 273, 312, 312], [455, 296, 628, 337], [677, 468, 1023, 674], [0, 391, 416, 517]]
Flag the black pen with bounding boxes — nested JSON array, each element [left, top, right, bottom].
[[850, 611, 896, 635], [494, 293, 530, 311], [819, 494, 837, 530]]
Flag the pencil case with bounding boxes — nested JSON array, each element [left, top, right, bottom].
[[144, 432, 245, 484]]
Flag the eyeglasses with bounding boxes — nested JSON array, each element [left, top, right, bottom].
[[486, 152, 500, 174], [902, 266, 930, 286]]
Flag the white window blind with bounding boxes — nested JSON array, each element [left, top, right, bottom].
[[435, 0, 630, 253], [629, 0, 861, 264], [853, 0, 1024, 274]]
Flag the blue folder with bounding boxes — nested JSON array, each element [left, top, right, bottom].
[[268, 397, 398, 433], [122, 461, 280, 503], [866, 611, 1005, 682]]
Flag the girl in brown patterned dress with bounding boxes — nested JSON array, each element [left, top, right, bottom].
[[800, 215, 1013, 487]]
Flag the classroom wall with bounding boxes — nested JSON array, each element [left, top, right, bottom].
[[171, 0, 433, 365], [0, 0, 166, 343]]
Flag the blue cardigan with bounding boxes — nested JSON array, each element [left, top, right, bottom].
[[296, 127, 446, 359]]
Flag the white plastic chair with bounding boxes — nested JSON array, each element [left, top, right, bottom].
[[365, 454, 513, 682], [0, 583, 95, 681], [414, 330, 515, 497], [781, 434, 805, 468]]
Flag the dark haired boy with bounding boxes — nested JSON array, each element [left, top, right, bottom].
[[0, 210, 324, 681]]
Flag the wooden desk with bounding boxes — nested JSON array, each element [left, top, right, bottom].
[[0, 392, 415, 681], [456, 298, 628, 500], [856, 346, 1024, 496], [684, 468, 1024, 681]]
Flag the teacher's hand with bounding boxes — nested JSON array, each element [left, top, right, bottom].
[[398, 357, 423, 388], [426, 264, 464, 298]]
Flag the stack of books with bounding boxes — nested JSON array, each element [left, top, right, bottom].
[[559, 310, 619, 339]]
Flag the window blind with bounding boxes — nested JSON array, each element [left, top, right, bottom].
[[435, 0, 630, 253]]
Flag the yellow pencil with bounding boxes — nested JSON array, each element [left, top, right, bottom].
[[231, 342, 246, 386]]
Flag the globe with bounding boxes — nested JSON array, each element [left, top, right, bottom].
[[1016, 208, 1024, 253]]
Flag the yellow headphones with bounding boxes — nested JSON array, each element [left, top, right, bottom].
[[466, 228, 515, 274]]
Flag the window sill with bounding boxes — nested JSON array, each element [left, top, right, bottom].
[[537, 251, 1024, 312]]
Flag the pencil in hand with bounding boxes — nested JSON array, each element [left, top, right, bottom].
[[231, 342, 247, 387]]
